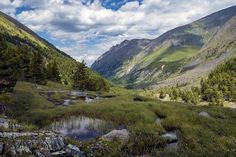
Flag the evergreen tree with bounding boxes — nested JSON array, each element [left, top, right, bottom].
[[73, 61, 110, 91], [18, 45, 32, 81], [46, 60, 60, 82], [31, 52, 47, 85], [73, 61, 88, 90], [0, 37, 20, 93]]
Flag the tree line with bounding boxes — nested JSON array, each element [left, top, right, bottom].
[[158, 57, 236, 105], [0, 36, 110, 94]]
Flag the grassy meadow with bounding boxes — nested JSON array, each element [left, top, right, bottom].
[[3, 81, 236, 157]]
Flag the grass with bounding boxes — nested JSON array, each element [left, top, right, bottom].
[[160, 47, 199, 62], [0, 15, 46, 48], [3, 81, 236, 156]]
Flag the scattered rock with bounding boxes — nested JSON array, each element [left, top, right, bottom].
[[161, 131, 179, 149], [101, 129, 130, 143], [0, 117, 10, 128], [66, 144, 84, 157], [161, 131, 178, 143], [63, 99, 72, 105], [0, 130, 85, 156], [198, 111, 210, 117], [51, 150, 67, 156]]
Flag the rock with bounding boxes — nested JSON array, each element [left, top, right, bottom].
[[161, 131, 179, 149], [101, 129, 130, 143], [0, 131, 66, 156], [66, 144, 84, 157], [161, 131, 178, 143], [51, 150, 67, 156], [198, 111, 210, 117], [63, 99, 71, 105], [0, 118, 10, 129], [34, 150, 46, 157]]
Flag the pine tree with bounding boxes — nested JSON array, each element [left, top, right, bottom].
[[46, 60, 60, 82], [0, 37, 20, 93], [31, 52, 47, 85], [18, 45, 32, 81], [73, 61, 88, 90]]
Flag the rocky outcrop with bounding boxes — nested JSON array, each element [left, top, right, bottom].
[[0, 131, 84, 157]]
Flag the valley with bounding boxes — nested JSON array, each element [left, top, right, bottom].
[[1, 81, 235, 156], [0, 3, 235, 157]]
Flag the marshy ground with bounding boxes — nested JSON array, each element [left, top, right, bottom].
[[3, 81, 236, 157]]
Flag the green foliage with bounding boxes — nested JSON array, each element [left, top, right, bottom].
[[7, 81, 236, 157], [201, 57, 236, 104], [18, 46, 33, 81], [0, 36, 20, 93], [159, 90, 166, 99], [73, 61, 110, 91], [157, 57, 236, 106], [31, 52, 47, 85], [46, 60, 61, 82]]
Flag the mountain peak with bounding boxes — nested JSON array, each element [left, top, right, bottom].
[[91, 5, 236, 88]]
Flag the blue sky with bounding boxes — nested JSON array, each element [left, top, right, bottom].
[[0, 0, 236, 66]]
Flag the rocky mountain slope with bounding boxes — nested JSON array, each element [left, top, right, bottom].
[[92, 6, 236, 89]]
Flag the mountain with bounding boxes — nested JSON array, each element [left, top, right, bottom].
[[0, 11, 77, 85], [92, 6, 236, 89]]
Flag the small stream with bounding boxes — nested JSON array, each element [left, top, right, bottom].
[[46, 116, 116, 141]]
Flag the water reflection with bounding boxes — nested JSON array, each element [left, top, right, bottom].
[[47, 116, 115, 141]]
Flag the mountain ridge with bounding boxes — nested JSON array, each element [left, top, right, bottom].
[[91, 5, 236, 89]]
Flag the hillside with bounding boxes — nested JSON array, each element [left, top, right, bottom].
[[0, 11, 78, 85], [92, 6, 236, 89]]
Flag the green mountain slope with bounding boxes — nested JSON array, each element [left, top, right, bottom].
[[92, 6, 236, 89], [0, 11, 76, 84]]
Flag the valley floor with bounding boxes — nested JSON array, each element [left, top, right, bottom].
[[1, 81, 236, 157]]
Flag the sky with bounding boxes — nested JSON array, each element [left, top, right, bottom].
[[0, 0, 236, 66]]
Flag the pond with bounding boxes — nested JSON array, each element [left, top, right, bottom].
[[46, 116, 116, 141]]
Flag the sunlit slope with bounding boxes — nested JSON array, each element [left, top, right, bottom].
[[92, 6, 236, 88]]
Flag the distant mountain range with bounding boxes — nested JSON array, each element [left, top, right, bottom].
[[91, 6, 236, 89]]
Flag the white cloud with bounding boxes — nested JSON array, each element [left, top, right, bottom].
[[1, 0, 236, 66]]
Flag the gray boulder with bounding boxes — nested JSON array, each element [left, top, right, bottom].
[[198, 111, 210, 117], [102, 129, 130, 143], [161, 131, 178, 142]]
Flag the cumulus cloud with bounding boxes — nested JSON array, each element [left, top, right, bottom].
[[1, 0, 236, 66]]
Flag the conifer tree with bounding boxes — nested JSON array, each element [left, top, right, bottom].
[[31, 52, 47, 85], [73, 61, 88, 90], [0, 37, 20, 93], [18, 46, 32, 81], [46, 60, 60, 82]]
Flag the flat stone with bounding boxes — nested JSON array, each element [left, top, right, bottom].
[[66, 144, 84, 157], [51, 150, 67, 156], [102, 129, 130, 143], [198, 111, 210, 117], [161, 131, 178, 142]]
